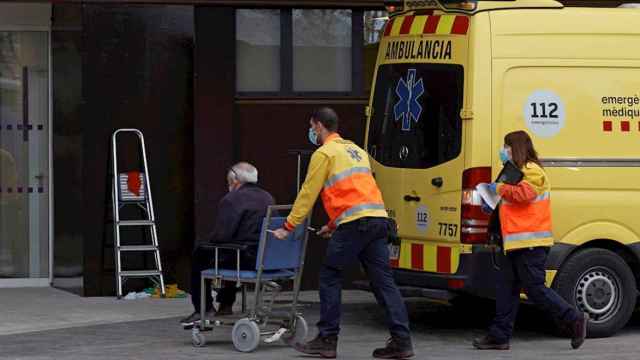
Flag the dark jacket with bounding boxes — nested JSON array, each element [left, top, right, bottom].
[[208, 183, 275, 249]]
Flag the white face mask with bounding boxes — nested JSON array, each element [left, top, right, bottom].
[[500, 146, 512, 163], [308, 126, 319, 146]]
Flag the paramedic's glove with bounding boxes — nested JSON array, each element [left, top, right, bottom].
[[489, 182, 498, 193], [272, 228, 290, 240], [317, 225, 333, 239], [480, 199, 493, 215]]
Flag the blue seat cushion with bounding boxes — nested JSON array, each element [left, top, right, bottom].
[[201, 269, 295, 280]]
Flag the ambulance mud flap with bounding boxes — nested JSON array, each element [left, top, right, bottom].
[[352, 280, 458, 302], [545, 243, 577, 270], [627, 243, 640, 269]]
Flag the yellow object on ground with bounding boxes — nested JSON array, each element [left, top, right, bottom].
[[146, 284, 187, 298]]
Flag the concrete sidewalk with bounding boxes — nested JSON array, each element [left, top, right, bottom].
[[0, 287, 373, 336], [2, 287, 640, 359], [0, 287, 192, 336]]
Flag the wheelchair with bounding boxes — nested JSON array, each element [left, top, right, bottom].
[[189, 205, 310, 352]]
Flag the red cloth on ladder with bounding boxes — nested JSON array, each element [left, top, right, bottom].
[[127, 171, 142, 196]]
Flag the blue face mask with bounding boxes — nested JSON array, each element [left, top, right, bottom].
[[499, 147, 511, 163], [308, 127, 319, 146]]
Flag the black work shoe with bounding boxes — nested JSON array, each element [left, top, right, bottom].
[[216, 304, 233, 316], [180, 311, 200, 327], [373, 337, 414, 359], [571, 312, 589, 350], [180, 310, 215, 328], [292, 335, 338, 359], [472, 335, 510, 350]]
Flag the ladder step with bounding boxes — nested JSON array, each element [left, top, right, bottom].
[[118, 220, 155, 226], [119, 245, 158, 252], [120, 270, 162, 277]]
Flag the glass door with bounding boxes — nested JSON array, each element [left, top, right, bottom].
[[0, 31, 50, 282]]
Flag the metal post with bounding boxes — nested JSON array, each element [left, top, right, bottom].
[[296, 152, 301, 193], [287, 149, 312, 195]]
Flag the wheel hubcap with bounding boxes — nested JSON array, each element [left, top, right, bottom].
[[575, 267, 621, 323]]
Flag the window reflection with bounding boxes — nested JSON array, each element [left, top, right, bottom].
[[293, 9, 352, 92], [236, 9, 281, 92]]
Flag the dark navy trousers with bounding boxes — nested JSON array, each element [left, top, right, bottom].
[[190, 245, 256, 312], [317, 217, 411, 340], [489, 247, 579, 342]]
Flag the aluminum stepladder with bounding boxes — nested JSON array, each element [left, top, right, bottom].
[[111, 129, 165, 299]]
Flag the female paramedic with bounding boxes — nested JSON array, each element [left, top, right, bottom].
[[473, 130, 588, 351]]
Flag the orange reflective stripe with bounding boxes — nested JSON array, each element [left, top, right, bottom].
[[324, 167, 371, 188], [334, 203, 386, 225], [504, 231, 553, 243], [324, 172, 382, 197]]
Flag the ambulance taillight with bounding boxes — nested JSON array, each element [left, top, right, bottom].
[[384, 0, 404, 14], [460, 167, 491, 244], [440, 0, 478, 11]]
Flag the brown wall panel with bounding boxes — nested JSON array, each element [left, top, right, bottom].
[[52, 3, 84, 294], [81, 5, 194, 295], [193, 7, 236, 242]]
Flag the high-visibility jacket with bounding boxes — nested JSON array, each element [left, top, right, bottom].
[[497, 161, 553, 252], [284, 133, 387, 231]]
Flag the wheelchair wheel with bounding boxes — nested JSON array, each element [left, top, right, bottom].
[[282, 315, 308, 345], [232, 318, 261, 352]]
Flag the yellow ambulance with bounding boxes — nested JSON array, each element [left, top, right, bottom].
[[364, 0, 640, 337]]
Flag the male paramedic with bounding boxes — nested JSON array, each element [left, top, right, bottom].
[[180, 162, 275, 327], [273, 107, 414, 359]]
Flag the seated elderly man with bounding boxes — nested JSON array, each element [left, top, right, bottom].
[[181, 162, 275, 327]]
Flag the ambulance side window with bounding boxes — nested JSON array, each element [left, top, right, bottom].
[[367, 64, 463, 169]]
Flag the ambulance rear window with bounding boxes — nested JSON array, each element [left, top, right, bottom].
[[367, 63, 463, 169]]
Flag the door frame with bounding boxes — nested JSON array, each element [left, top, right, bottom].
[[0, 19, 53, 287]]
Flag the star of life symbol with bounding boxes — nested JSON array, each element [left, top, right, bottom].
[[394, 69, 424, 131], [346, 147, 363, 162]]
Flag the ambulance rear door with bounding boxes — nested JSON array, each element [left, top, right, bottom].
[[367, 13, 469, 274]]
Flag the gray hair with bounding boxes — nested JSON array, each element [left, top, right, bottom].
[[228, 162, 258, 184]]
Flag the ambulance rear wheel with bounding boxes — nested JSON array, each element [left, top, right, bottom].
[[554, 248, 636, 338]]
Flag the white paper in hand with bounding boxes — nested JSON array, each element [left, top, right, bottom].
[[476, 183, 501, 210]]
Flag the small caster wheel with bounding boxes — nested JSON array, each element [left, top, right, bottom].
[[232, 318, 260, 352], [192, 332, 206, 347], [282, 315, 308, 345]]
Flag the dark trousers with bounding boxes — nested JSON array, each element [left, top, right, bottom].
[[489, 247, 579, 342], [190, 244, 256, 312], [318, 217, 411, 340]]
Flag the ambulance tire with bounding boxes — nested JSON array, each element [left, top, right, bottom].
[[553, 248, 636, 338]]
